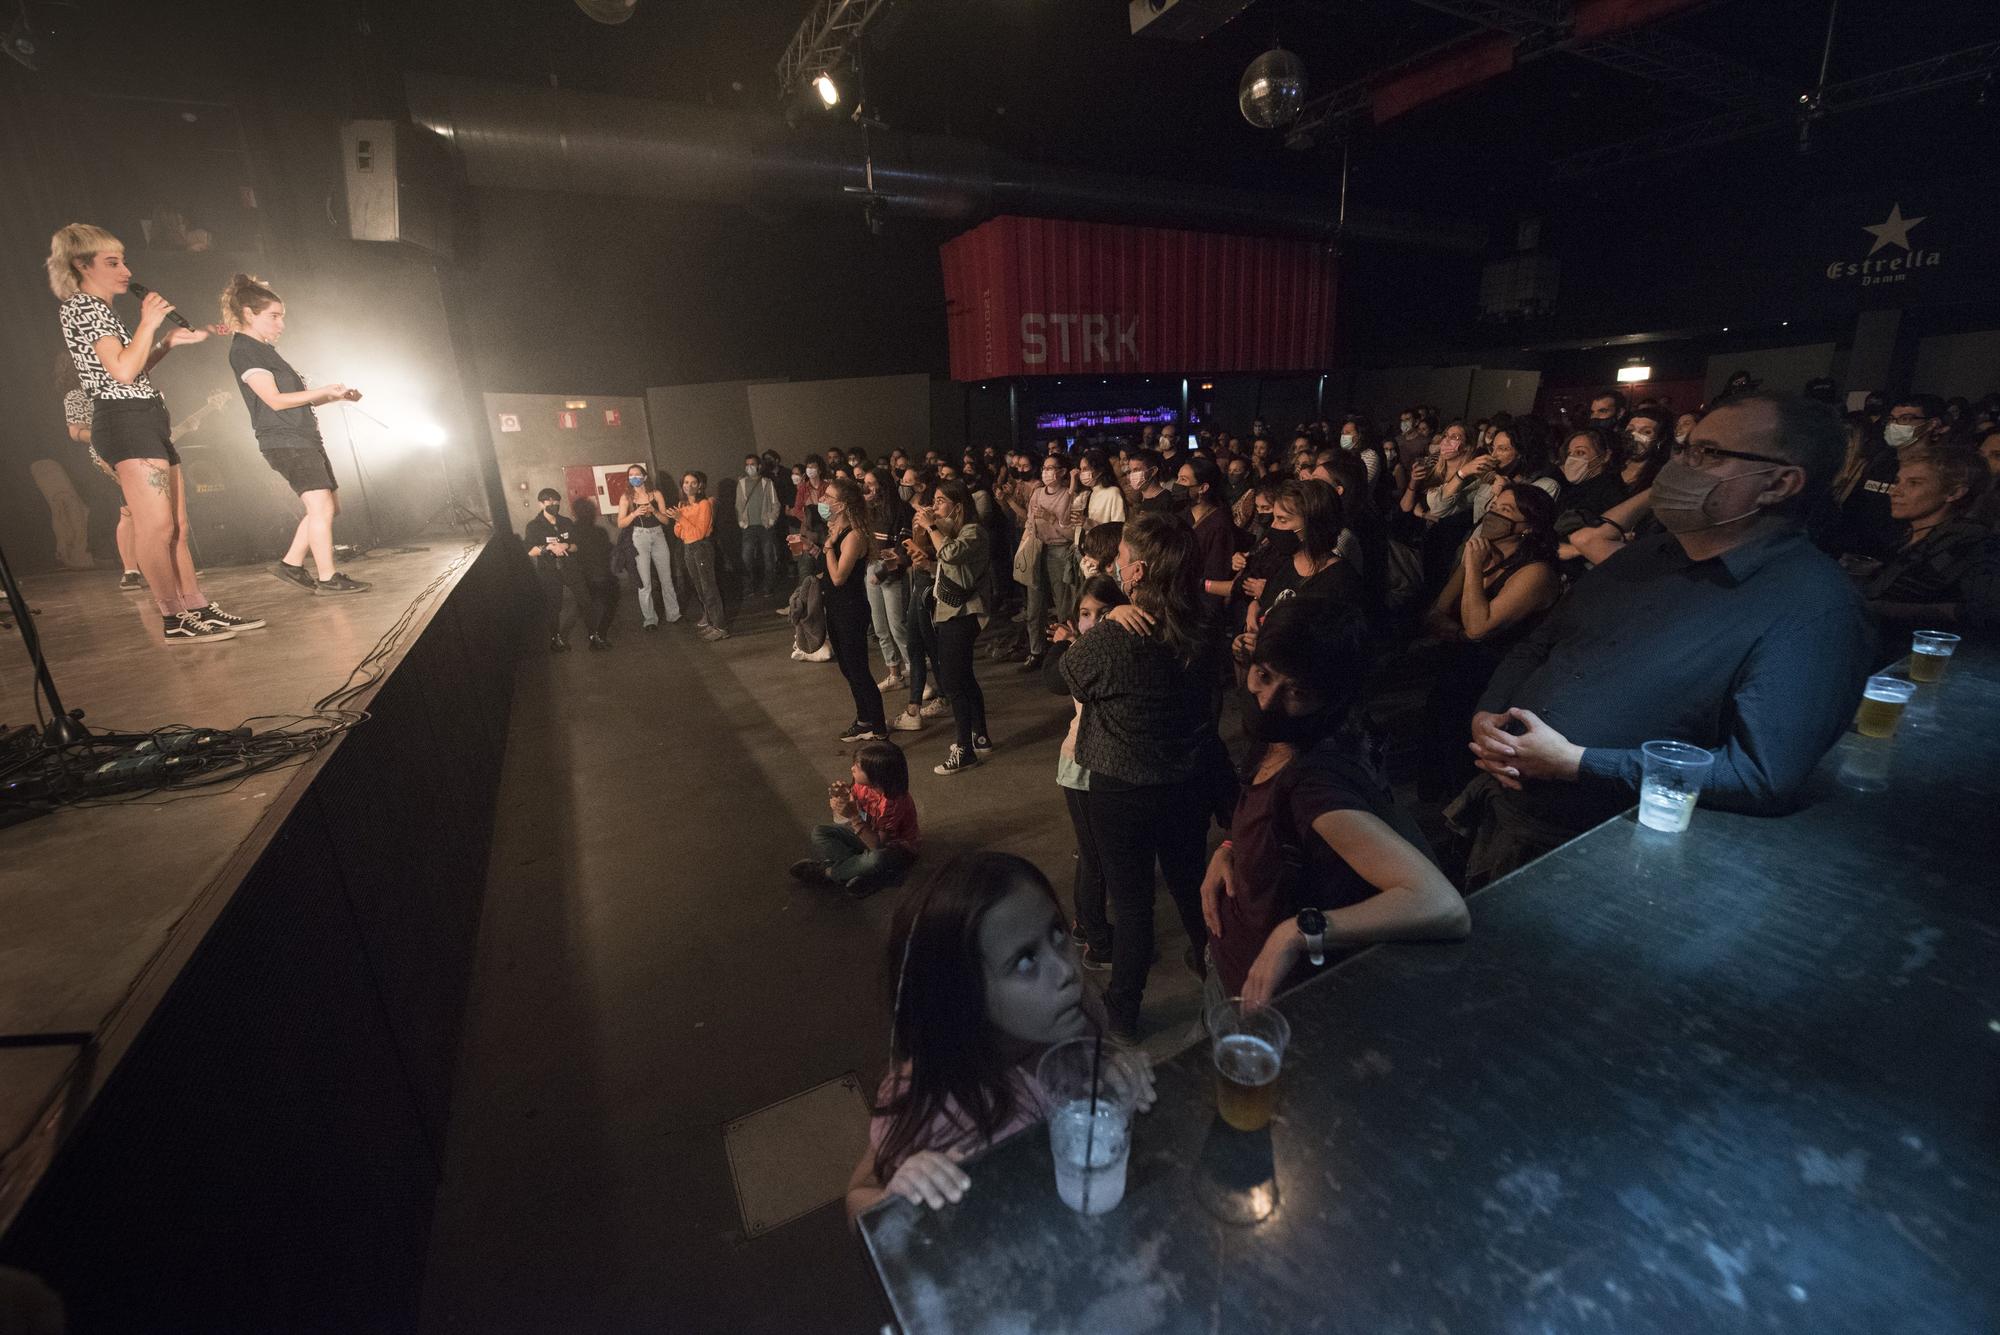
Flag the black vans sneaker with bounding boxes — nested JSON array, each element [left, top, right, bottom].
[[314, 573, 370, 595], [164, 612, 236, 644], [191, 603, 265, 631], [118, 571, 144, 592]]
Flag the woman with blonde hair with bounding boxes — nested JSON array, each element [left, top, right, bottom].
[[48, 222, 257, 642], [219, 272, 370, 595]]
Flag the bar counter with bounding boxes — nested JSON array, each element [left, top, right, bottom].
[[861, 646, 2000, 1334]]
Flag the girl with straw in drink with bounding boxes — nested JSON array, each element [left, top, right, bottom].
[[844, 853, 1156, 1221]]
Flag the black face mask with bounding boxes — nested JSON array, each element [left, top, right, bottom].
[[1247, 699, 1337, 747]]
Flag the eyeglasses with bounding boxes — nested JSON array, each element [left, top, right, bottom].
[[1670, 439, 1793, 470]]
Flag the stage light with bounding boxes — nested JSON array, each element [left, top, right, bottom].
[[815, 72, 840, 108], [1616, 366, 1652, 383]]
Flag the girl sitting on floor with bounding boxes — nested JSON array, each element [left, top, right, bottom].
[[790, 739, 919, 898], [844, 852, 1156, 1220]]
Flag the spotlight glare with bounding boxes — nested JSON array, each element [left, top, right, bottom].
[[814, 73, 839, 108], [1615, 366, 1652, 384]]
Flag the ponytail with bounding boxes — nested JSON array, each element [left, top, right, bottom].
[[219, 272, 281, 331]]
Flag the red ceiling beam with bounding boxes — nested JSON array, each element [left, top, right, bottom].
[[1371, 32, 1518, 124], [1571, 0, 1708, 42]]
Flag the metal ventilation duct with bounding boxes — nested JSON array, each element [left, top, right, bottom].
[[404, 73, 1489, 254]]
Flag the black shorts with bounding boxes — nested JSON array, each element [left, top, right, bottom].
[[91, 398, 179, 468], [263, 442, 339, 495]]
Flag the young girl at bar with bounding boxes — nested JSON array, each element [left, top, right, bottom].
[[49, 223, 258, 642], [219, 273, 371, 595], [844, 853, 1155, 1220]]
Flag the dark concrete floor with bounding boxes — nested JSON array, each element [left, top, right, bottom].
[[419, 594, 1207, 1334]]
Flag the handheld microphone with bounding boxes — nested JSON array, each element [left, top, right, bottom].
[[126, 281, 194, 331]]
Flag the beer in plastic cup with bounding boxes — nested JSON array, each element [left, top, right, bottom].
[[1207, 998, 1290, 1132], [1637, 740, 1715, 833], [1909, 631, 1960, 684], [1854, 675, 1916, 739], [1035, 1038, 1139, 1215]]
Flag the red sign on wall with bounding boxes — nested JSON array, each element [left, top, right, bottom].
[[557, 410, 579, 430], [939, 215, 1337, 381], [604, 409, 622, 428]]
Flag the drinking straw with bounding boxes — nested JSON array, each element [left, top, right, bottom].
[[1083, 1035, 1103, 1213]]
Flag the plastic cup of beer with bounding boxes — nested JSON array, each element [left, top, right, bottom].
[[1909, 631, 1960, 684], [1637, 740, 1714, 833], [1036, 1038, 1140, 1215], [1208, 998, 1290, 1133], [1854, 675, 1916, 739]]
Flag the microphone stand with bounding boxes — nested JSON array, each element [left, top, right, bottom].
[[0, 537, 88, 746]]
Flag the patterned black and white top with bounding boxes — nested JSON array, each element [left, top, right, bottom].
[[59, 293, 159, 402], [63, 388, 90, 426]]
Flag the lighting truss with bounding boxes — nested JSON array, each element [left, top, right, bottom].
[[776, 0, 889, 100], [1552, 38, 2000, 176]]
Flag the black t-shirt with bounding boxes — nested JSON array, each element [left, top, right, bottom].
[[228, 333, 321, 449], [524, 510, 577, 568], [1833, 448, 1901, 560]]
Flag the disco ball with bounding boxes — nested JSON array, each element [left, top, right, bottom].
[[1239, 46, 1307, 130]]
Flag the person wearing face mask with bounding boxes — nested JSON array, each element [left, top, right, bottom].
[[1393, 408, 1429, 478], [525, 487, 614, 652], [1399, 421, 1471, 523], [1553, 426, 1629, 544], [617, 462, 679, 630], [1419, 484, 1562, 801], [788, 458, 828, 582], [1017, 455, 1079, 672], [736, 453, 781, 598], [1619, 407, 1672, 493], [666, 471, 729, 639], [1454, 394, 1873, 887], [913, 480, 992, 775], [1041, 573, 1129, 970], [1124, 452, 1175, 516], [1204, 601, 1465, 1009], [1831, 394, 1946, 562], [1071, 448, 1126, 539]]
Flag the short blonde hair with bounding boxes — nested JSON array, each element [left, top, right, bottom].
[[46, 223, 122, 299]]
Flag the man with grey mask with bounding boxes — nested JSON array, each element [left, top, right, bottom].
[[1451, 394, 1873, 886], [1832, 393, 1945, 562]]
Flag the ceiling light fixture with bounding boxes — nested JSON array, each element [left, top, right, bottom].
[[814, 72, 840, 108]]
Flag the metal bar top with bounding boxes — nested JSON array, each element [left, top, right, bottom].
[[861, 645, 2000, 1334]]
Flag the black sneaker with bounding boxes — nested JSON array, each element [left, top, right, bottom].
[[1082, 943, 1114, 972], [118, 571, 144, 592], [1019, 653, 1044, 673], [164, 612, 236, 644], [839, 722, 887, 743], [588, 634, 612, 651], [789, 859, 832, 887], [1068, 919, 1089, 946], [272, 561, 316, 591], [973, 733, 994, 753], [933, 744, 978, 776], [843, 876, 884, 900], [192, 603, 266, 631], [549, 634, 571, 653], [314, 572, 370, 595]]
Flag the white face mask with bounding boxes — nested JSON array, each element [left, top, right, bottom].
[[1562, 456, 1593, 484], [1884, 422, 1920, 448], [1339, 433, 1357, 450], [745, 464, 759, 475]]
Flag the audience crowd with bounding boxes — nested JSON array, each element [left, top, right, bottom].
[[521, 379, 2000, 1218]]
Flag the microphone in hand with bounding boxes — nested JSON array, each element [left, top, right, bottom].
[[127, 281, 194, 331]]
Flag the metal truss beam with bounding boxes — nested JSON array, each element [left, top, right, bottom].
[[1552, 38, 2000, 176], [776, 0, 889, 99]]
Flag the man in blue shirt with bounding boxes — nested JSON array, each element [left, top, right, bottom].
[[1459, 394, 1875, 885]]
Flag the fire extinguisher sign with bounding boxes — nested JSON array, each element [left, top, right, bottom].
[[557, 410, 579, 429]]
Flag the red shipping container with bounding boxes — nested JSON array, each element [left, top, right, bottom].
[[939, 216, 1337, 381]]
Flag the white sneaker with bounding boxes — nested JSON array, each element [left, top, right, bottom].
[[875, 669, 903, 690], [919, 696, 949, 719], [790, 648, 807, 661], [922, 680, 938, 701], [802, 643, 833, 662], [890, 709, 924, 732]]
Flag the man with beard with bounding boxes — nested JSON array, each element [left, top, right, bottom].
[[1203, 602, 1468, 1008], [1456, 394, 1872, 885]]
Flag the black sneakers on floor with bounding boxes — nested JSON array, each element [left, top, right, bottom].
[[118, 571, 143, 592], [315, 572, 370, 595], [839, 722, 887, 743], [272, 561, 316, 592], [191, 603, 265, 632], [164, 612, 235, 644], [933, 744, 978, 776], [588, 634, 612, 651]]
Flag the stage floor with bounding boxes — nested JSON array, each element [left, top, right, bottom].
[[0, 537, 490, 1195]]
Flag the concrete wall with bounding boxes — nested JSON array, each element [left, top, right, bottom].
[[1703, 343, 1837, 402], [1913, 330, 2000, 401], [1466, 368, 1542, 423], [481, 392, 652, 539], [645, 379, 782, 491], [1350, 365, 1478, 425], [745, 373, 933, 464]]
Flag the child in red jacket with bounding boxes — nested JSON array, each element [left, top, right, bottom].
[[790, 740, 920, 898]]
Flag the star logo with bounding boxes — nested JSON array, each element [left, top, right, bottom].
[[1862, 203, 1925, 256]]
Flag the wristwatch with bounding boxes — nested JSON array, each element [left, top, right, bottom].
[[1296, 908, 1327, 967]]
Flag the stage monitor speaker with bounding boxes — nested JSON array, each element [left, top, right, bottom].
[[340, 119, 457, 260]]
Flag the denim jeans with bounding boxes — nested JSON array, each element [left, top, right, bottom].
[[631, 525, 679, 626], [1026, 543, 1078, 653], [810, 823, 914, 888], [865, 564, 910, 671], [740, 525, 779, 593], [684, 538, 727, 630]]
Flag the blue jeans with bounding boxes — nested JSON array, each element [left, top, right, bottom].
[[740, 525, 778, 593], [866, 565, 910, 671], [632, 525, 679, 626], [810, 823, 914, 888]]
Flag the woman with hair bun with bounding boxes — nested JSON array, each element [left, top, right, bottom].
[[220, 272, 371, 595]]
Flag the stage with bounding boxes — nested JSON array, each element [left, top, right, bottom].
[[0, 530, 531, 1331]]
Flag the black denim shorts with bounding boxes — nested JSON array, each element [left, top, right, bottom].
[[262, 442, 338, 495], [91, 398, 178, 468]]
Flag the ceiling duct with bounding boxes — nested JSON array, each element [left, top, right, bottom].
[[1128, 0, 1259, 41], [404, 73, 1489, 253]]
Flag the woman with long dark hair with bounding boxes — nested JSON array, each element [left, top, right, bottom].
[[844, 853, 1155, 1220], [915, 480, 992, 775], [1246, 480, 1363, 623], [862, 466, 912, 691], [1417, 482, 1562, 801], [1176, 453, 1238, 609], [1060, 512, 1226, 1044], [816, 476, 887, 740]]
